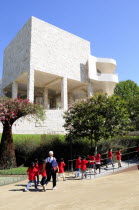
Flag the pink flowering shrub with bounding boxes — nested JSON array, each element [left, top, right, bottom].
[[0, 97, 45, 169]]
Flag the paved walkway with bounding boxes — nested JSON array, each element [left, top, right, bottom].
[[0, 166, 139, 210], [68, 160, 138, 180]]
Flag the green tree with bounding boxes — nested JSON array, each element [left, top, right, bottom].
[[127, 95, 139, 131], [64, 94, 129, 154], [0, 98, 45, 169], [114, 80, 139, 131], [114, 80, 139, 100]]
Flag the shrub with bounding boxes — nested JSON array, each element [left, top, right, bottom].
[[3, 134, 139, 168]]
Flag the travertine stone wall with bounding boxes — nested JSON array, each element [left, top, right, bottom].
[[1, 16, 118, 134], [30, 17, 90, 83], [0, 110, 66, 134], [2, 18, 32, 89]]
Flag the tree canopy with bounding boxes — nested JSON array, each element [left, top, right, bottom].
[[64, 94, 129, 153], [114, 80, 139, 131], [0, 97, 45, 169], [114, 80, 139, 100]]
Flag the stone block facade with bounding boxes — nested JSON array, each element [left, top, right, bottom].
[[1, 17, 118, 134]]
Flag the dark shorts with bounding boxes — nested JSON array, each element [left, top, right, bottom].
[[95, 164, 101, 170], [41, 177, 47, 185], [107, 159, 113, 164], [91, 164, 95, 168]]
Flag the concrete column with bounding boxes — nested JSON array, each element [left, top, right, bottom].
[[12, 81, 18, 99], [27, 70, 34, 102], [61, 77, 68, 110], [88, 82, 93, 97], [43, 87, 48, 109]]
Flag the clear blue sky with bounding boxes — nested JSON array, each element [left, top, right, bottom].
[[0, 0, 139, 84]]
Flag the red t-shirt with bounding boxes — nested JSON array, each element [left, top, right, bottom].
[[76, 158, 81, 169], [58, 162, 66, 173], [39, 164, 47, 177], [116, 151, 121, 160], [89, 156, 95, 165], [95, 154, 101, 164], [108, 151, 113, 159], [81, 160, 88, 170], [35, 163, 39, 176], [27, 167, 38, 181]]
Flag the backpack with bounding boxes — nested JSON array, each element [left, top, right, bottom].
[[52, 160, 58, 172]]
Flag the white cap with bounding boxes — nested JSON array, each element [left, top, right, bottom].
[[49, 151, 53, 155]]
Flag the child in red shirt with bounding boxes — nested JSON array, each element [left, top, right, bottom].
[[39, 160, 47, 191], [81, 156, 88, 179], [58, 158, 66, 181], [34, 158, 40, 186], [116, 148, 122, 168], [25, 162, 38, 192], [89, 153, 96, 172], [75, 155, 81, 177], [95, 153, 101, 174], [106, 149, 114, 168]]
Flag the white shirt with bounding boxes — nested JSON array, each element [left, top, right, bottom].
[[45, 157, 56, 163]]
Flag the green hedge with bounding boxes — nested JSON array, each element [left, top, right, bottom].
[[1, 134, 139, 167]]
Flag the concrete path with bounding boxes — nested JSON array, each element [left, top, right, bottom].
[[68, 160, 138, 179], [0, 166, 139, 210]]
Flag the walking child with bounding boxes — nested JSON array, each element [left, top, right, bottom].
[[89, 153, 96, 172], [106, 149, 114, 168], [34, 158, 40, 186], [58, 158, 66, 181], [75, 155, 81, 177], [116, 148, 122, 168], [39, 160, 47, 191], [81, 156, 89, 179], [95, 153, 101, 174], [25, 162, 38, 192]]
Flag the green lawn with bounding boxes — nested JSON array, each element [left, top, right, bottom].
[[0, 133, 65, 144], [0, 167, 28, 175]]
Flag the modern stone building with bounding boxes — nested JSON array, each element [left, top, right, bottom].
[[1, 16, 118, 134]]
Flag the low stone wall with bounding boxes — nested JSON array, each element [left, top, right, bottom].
[[0, 110, 66, 134]]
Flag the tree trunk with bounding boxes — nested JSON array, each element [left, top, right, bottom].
[[0, 123, 16, 169]]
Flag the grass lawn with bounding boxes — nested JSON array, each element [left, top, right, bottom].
[[0, 167, 28, 175]]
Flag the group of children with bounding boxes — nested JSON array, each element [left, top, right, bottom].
[[75, 148, 122, 179], [25, 148, 122, 191], [25, 158, 66, 192]]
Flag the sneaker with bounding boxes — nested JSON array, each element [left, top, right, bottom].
[[24, 188, 29, 192], [53, 186, 58, 190], [37, 183, 41, 186]]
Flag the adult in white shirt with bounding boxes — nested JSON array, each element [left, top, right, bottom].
[[44, 151, 57, 189]]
